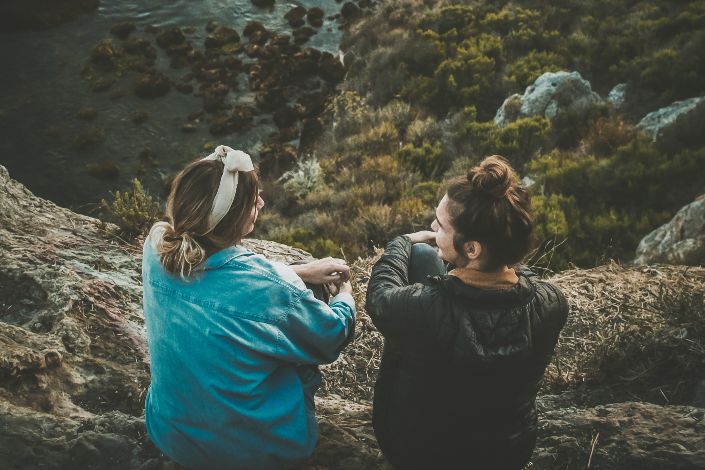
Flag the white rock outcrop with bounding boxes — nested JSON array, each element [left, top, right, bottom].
[[637, 96, 705, 144], [495, 71, 602, 127], [635, 196, 705, 266]]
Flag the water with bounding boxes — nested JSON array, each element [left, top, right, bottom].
[[0, 0, 344, 214]]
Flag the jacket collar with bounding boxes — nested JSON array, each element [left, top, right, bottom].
[[200, 244, 251, 271], [441, 270, 535, 307], [448, 266, 518, 290]]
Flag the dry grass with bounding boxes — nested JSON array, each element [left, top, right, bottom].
[[320, 258, 705, 406], [546, 262, 705, 404], [320, 251, 384, 402]]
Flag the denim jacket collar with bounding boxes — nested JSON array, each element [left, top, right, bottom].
[[200, 244, 251, 271]]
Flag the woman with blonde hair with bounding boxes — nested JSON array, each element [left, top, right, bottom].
[[142, 145, 356, 469], [366, 155, 568, 469]]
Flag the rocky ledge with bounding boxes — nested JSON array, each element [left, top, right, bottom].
[[1, 164, 704, 469]]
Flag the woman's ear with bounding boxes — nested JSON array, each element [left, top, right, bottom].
[[463, 240, 482, 261]]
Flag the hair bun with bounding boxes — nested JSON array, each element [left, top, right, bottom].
[[469, 155, 514, 198]]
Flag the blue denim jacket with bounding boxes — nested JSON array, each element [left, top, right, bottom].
[[142, 237, 356, 469]]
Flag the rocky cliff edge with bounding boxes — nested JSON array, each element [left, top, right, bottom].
[[0, 165, 703, 469]]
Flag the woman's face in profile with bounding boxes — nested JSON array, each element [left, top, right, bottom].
[[245, 191, 265, 235], [431, 194, 465, 266]]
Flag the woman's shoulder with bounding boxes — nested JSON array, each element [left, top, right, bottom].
[[215, 248, 307, 293]]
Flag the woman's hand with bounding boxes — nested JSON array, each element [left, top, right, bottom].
[[406, 230, 436, 245], [292, 258, 351, 285], [327, 280, 353, 297]]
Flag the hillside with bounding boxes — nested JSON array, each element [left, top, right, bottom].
[[1, 163, 704, 469], [255, 0, 705, 272]]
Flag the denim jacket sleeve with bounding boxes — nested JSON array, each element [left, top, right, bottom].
[[274, 289, 356, 365]]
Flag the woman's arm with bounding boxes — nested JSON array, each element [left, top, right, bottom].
[[290, 257, 350, 284], [274, 287, 356, 365], [365, 235, 431, 340]]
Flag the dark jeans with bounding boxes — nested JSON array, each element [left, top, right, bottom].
[[409, 243, 446, 285]]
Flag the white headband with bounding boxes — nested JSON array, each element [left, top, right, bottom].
[[201, 145, 255, 234]]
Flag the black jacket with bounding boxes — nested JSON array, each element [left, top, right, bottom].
[[366, 236, 568, 470]]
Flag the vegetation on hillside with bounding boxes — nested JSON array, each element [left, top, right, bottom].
[[253, 0, 705, 270]]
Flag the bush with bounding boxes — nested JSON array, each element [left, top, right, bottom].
[[397, 141, 447, 178], [581, 115, 636, 156], [102, 179, 162, 237], [277, 158, 325, 200], [464, 116, 551, 170], [505, 50, 567, 91]]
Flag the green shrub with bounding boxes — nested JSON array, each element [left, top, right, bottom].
[[277, 158, 325, 200], [465, 116, 551, 170], [397, 141, 447, 178], [102, 179, 162, 237], [505, 51, 567, 91]]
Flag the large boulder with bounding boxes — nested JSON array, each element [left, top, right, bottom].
[[634, 196, 705, 266], [494, 71, 602, 127], [1, 164, 704, 469], [636, 96, 705, 148]]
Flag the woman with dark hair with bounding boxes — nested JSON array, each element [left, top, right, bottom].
[[366, 155, 568, 469], [142, 145, 356, 469]]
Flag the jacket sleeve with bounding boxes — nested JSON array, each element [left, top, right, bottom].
[[274, 289, 356, 365], [365, 235, 431, 340]]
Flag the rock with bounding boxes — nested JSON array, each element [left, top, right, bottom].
[[256, 87, 287, 112], [109, 22, 136, 40], [636, 96, 705, 148], [273, 106, 298, 129], [340, 2, 361, 21], [187, 111, 204, 122], [130, 110, 150, 124], [634, 196, 705, 266], [251, 0, 275, 9], [1, 165, 705, 468], [87, 161, 120, 180], [73, 127, 106, 149], [155, 27, 186, 49], [134, 72, 171, 98], [258, 143, 298, 178], [494, 71, 602, 127], [89, 77, 115, 92], [208, 105, 255, 135], [223, 56, 243, 71], [285, 6, 307, 28], [90, 39, 120, 68], [205, 26, 240, 49], [300, 117, 324, 149], [243, 21, 267, 38], [205, 20, 219, 33], [307, 7, 325, 28], [292, 48, 321, 76], [532, 401, 705, 470], [318, 51, 345, 83], [249, 29, 271, 46], [296, 92, 327, 118], [269, 126, 300, 143], [175, 82, 194, 94], [293, 26, 317, 45], [607, 83, 627, 109], [201, 82, 230, 113], [76, 107, 98, 121], [122, 37, 152, 55]]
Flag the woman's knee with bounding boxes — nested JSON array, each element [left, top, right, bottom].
[[409, 243, 445, 284]]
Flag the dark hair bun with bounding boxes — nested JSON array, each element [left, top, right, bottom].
[[468, 155, 514, 198]]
